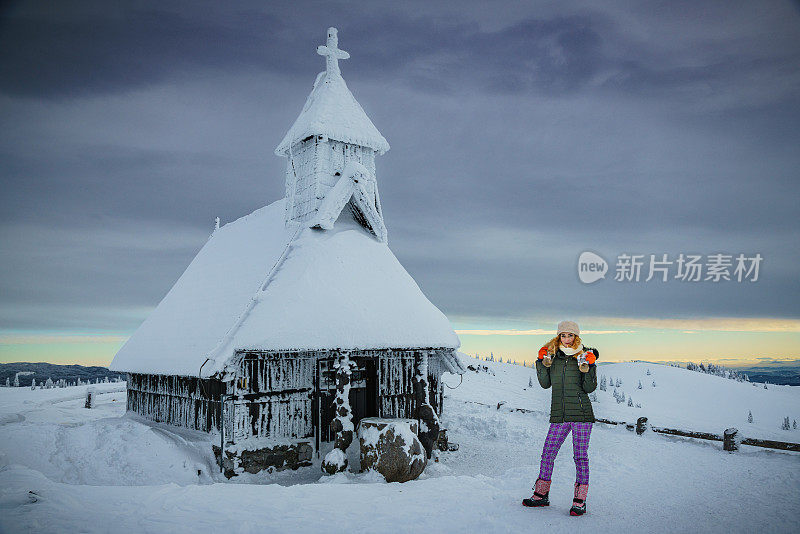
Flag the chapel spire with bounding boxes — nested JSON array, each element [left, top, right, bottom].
[[275, 28, 389, 242]]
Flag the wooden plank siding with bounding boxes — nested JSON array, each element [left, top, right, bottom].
[[126, 373, 223, 432], [231, 352, 316, 443], [125, 348, 452, 446]]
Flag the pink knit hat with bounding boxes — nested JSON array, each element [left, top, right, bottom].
[[557, 320, 580, 336]]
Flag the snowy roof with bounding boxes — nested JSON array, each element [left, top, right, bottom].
[[110, 199, 459, 377], [274, 29, 389, 156]]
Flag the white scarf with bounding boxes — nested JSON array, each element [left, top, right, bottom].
[[559, 343, 584, 356]]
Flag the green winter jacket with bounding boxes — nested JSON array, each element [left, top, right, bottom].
[[535, 348, 599, 423]]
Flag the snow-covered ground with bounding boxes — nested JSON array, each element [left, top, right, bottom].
[[1, 359, 799, 533]]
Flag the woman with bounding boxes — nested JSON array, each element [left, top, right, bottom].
[[522, 320, 598, 516]]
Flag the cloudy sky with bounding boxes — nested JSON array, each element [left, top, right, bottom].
[[1, 0, 799, 366]]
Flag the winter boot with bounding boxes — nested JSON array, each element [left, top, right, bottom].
[[522, 478, 551, 507], [570, 483, 588, 516]]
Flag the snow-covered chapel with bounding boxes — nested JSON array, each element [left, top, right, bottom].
[[110, 28, 464, 476]]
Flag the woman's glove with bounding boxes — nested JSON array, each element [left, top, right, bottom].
[[538, 346, 552, 367], [578, 350, 596, 373]]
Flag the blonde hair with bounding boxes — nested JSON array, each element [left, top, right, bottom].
[[544, 334, 583, 356]]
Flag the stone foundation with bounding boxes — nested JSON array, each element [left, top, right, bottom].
[[213, 441, 313, 478]]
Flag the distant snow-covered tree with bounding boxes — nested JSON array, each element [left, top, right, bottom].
[[635, 403, 642, 408], [45, 377, 53, 389], [764, 383, 768, 389], [529, 376, 533, 388], [627, 397, 633, 407], [13, 374, 19, 387], [638, 380, 642, 389], [748, 410, 753, 423], [794, 420, 797, 430], [781, 417, 791, 431], [589, 392, 598, 401], [30, 378, 36, 390], [652, 380, 656, 387], [615, 378, 621, 387], [599, 375, 607, 391], [646, 368, 651, 376], [4, 377, 8, 387]]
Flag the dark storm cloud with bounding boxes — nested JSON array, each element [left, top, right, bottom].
[[0, 3, 608, 98], [1, 0, 799, 332], [0, 3, 290, 97], [2, 0, 752, 100]]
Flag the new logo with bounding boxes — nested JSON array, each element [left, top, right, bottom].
[[578, 251, 608, 284]]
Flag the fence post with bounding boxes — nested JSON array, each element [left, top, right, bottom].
[[723, 427, 739, 452], [85, 387, 95, 409], [636, 416, 648, 435]]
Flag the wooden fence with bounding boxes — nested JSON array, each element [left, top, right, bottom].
[[460, 400, 800, 453]]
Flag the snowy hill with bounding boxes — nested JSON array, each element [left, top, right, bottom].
[[1, 358, 798, 533], [451, 358, 799, 441]]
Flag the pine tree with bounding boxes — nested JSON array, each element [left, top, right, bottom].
[[748, 410, 753, 423], [599, 375, 607, 391], [4, 377, 8, 387], [638, 380, 642, 389], [627, 397, 633, 407], [30, 378, 36, 390], [794, 420, 797, 430], [615, 378, 621, 387], [529, 377, 533, 388], [782, 417, 791, 431], [646, 368, 651, 376], [764, 383, 768, 389], [652, 380, 656, 387], [13, 374, 19, 387]]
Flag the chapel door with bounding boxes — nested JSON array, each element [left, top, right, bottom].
[[316, 357, 377, 444]]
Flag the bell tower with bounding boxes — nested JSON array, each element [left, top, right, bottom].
[[275, 28, 390, 242]]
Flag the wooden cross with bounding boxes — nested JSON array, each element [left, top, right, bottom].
[[317, 27, 349, 76]]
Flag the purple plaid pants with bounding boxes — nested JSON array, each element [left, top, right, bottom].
[[538, 422, 592, 484]]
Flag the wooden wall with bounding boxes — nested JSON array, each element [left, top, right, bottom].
[[125, 348, 452, 445], [126, 373, 223, 432]]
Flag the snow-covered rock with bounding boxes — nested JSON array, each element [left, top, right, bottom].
[[359, 417, 426, 482]]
